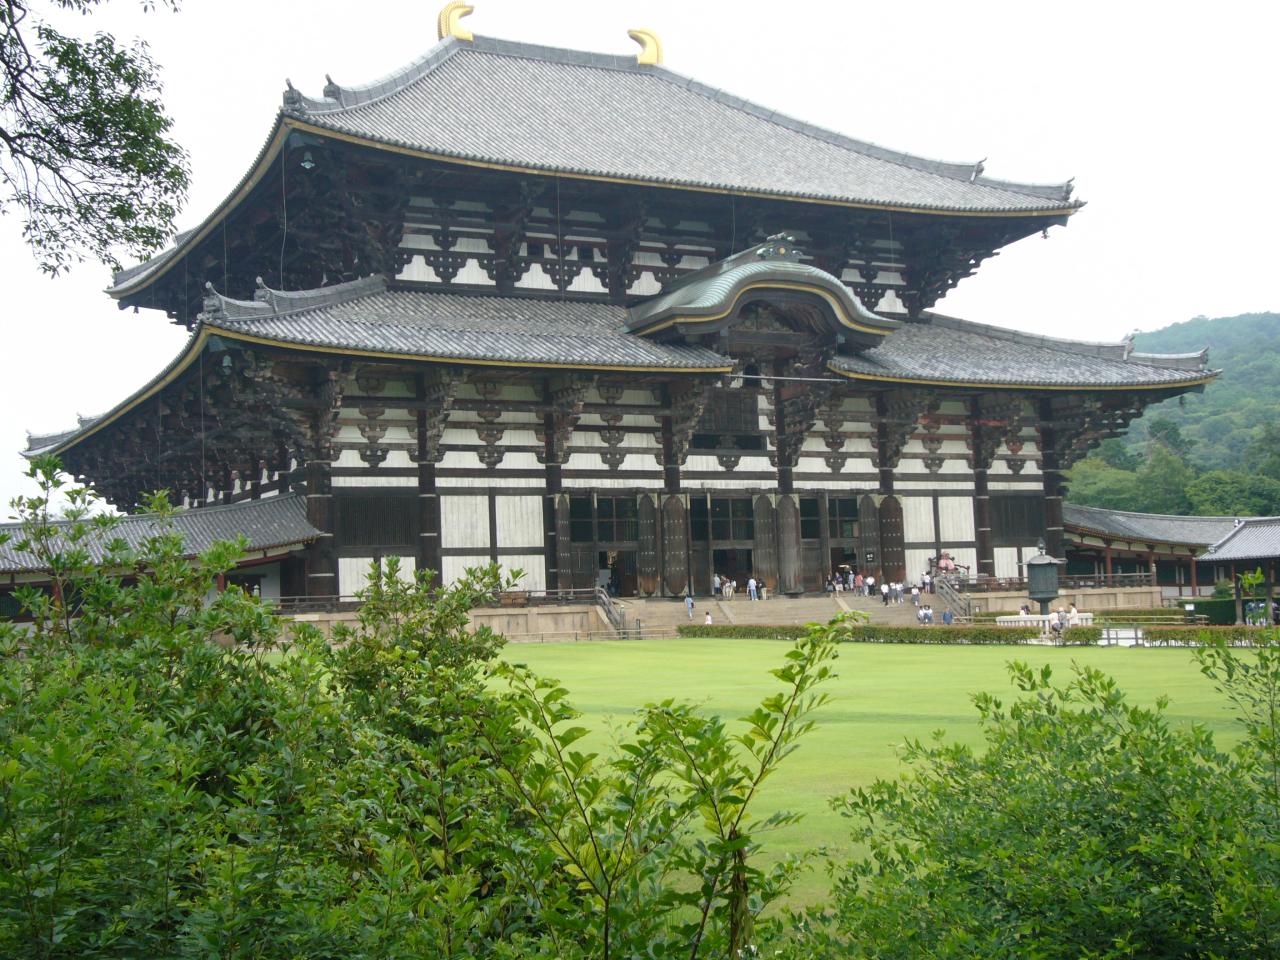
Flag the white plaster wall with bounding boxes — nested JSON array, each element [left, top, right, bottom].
[[504, 554, 547, 593], [938, 497, 976, 542], [902, 496, 935, 544], [994, 547, 1021, 579], [948, 547, 978, 572], [440, 496, 490, 549], [339, 556, 375, 596], [333, 475, 417, 488], [905, 549, 934, 583], [496, 495, 543, 548], [441, 554, 492, 586]]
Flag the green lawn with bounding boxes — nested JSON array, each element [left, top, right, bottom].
[[499, 638, 1241, 905]]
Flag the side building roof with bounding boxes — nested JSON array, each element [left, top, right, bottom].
[[0, 494, 318, 574], [1199, 518, 1280, 563], [1064, 503, 1244, 548]]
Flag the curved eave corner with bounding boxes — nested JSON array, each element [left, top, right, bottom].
[[825, 365, 1219, 393]]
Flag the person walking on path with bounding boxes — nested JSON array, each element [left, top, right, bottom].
[[685, 593, 694, 619], [881, 581, 890, 605], [747, 577, 758, 601]]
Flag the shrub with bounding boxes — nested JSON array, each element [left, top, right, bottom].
[[1060, 625, 1102, 645], [679, 623, 1041, 644], [784, 659, 1280, 959], [677, 624, 808, 640], [1144, 625, 1259, 646]]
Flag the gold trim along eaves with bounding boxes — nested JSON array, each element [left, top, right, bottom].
[[46, 325, 733, 455], [110, 116, 1078, 300], [631, 280, 892, 337], [208, 326, 735, 374], [288, 120, 1081, 220], [826, 363, 1218, 392]]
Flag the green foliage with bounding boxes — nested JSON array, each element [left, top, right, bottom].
[[837, 624, 1041, 644], [1, 0, 189, 274], [1144, 626, 1260, 645], [676, 624, 809, 640], [786, 660, 1280, 958], [486, 624, 840, 959], [1067, 313, 1280, 518], [1059, 625, 1102, 645]]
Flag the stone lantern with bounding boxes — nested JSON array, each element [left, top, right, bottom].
[[1026, 539, 1064, 615]]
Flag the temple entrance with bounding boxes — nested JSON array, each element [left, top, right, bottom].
[[599, 550, 638, 597], [711, 548, 753, 589]]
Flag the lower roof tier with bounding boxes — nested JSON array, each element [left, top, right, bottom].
[[0, 493, 318, 575], [26, 263, 1215, 461]]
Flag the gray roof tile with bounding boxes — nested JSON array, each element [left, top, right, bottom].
[[204, 279, 731, 370], [0, 494, 318, 574], [1064, 504, 1243, 547], [292, 36, 1076, 214], [1199, 517, 1280, 562], [831, 314, 1215, 388]]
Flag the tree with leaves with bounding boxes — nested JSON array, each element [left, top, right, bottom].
[[1, 0, 188, 274]]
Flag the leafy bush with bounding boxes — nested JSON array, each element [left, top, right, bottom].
[[0, 456, 840, 959], [677, 624, 808, 640], [679, 623, 1041, 644], [781, 658, 1280, 959], [1059, 625, 1102, 645], [836, 624, 1041, 645], [1144, 625, 1259, 646]]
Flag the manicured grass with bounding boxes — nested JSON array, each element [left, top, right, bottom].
[[499, 637, 1241, 905]]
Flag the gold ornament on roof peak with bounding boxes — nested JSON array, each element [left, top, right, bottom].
[[627, 28, 662, 65], [438, 2, 475, 42]]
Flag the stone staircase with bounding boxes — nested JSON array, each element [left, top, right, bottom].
[[616, 592, 930, 635]]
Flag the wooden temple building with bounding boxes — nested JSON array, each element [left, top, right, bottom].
[[20, 8, 1218, 604]]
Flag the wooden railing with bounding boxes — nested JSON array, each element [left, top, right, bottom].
[[941, 572, 1154, 594]]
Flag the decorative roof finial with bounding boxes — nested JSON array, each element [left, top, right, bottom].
[[438, 2, 475, 41], [627, 28, 662, 65]]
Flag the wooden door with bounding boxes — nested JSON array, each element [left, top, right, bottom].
[[858, 493, 880, 578], [753, 494, 778, 586], [660, 495, 689, 596], [878, 495, 906, 583], [776, 494, 802, 594], [637, 493, 659, 596]]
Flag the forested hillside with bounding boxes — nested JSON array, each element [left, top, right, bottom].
[[1067, 312, 1280, 516], [1130, 312, 1280, 468]]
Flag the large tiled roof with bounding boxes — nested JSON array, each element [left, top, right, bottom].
[[0, 494, 318, 574], [1199, 518, 1280, 562], [1064, 504, 1243, 548], [200, 276, 730, 370], [830, 314, 1215, 389], [285, 35, 1076, 215]]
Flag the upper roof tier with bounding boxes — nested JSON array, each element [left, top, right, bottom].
[[283, 34, 1076, 214]]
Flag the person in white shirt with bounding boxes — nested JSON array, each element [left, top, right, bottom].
[[704, 610, 713, 626], [747, 577, 758, 601]]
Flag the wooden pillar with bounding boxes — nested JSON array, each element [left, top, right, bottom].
[[1104, 541, 1113, 581], [772, 365, 795, 496], [304, 451, 337, 598], [215, 572, 226, 593], [818, 493, 832, 578], [1190, 553, 1198, 595], [1267, 560, 1276, 625], [970, 399, 995, 580], [875, 394, 895, 496], [1037, 399, 1065, 558]]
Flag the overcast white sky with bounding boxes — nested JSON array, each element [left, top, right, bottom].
[[1, 0, 1277, 509]]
